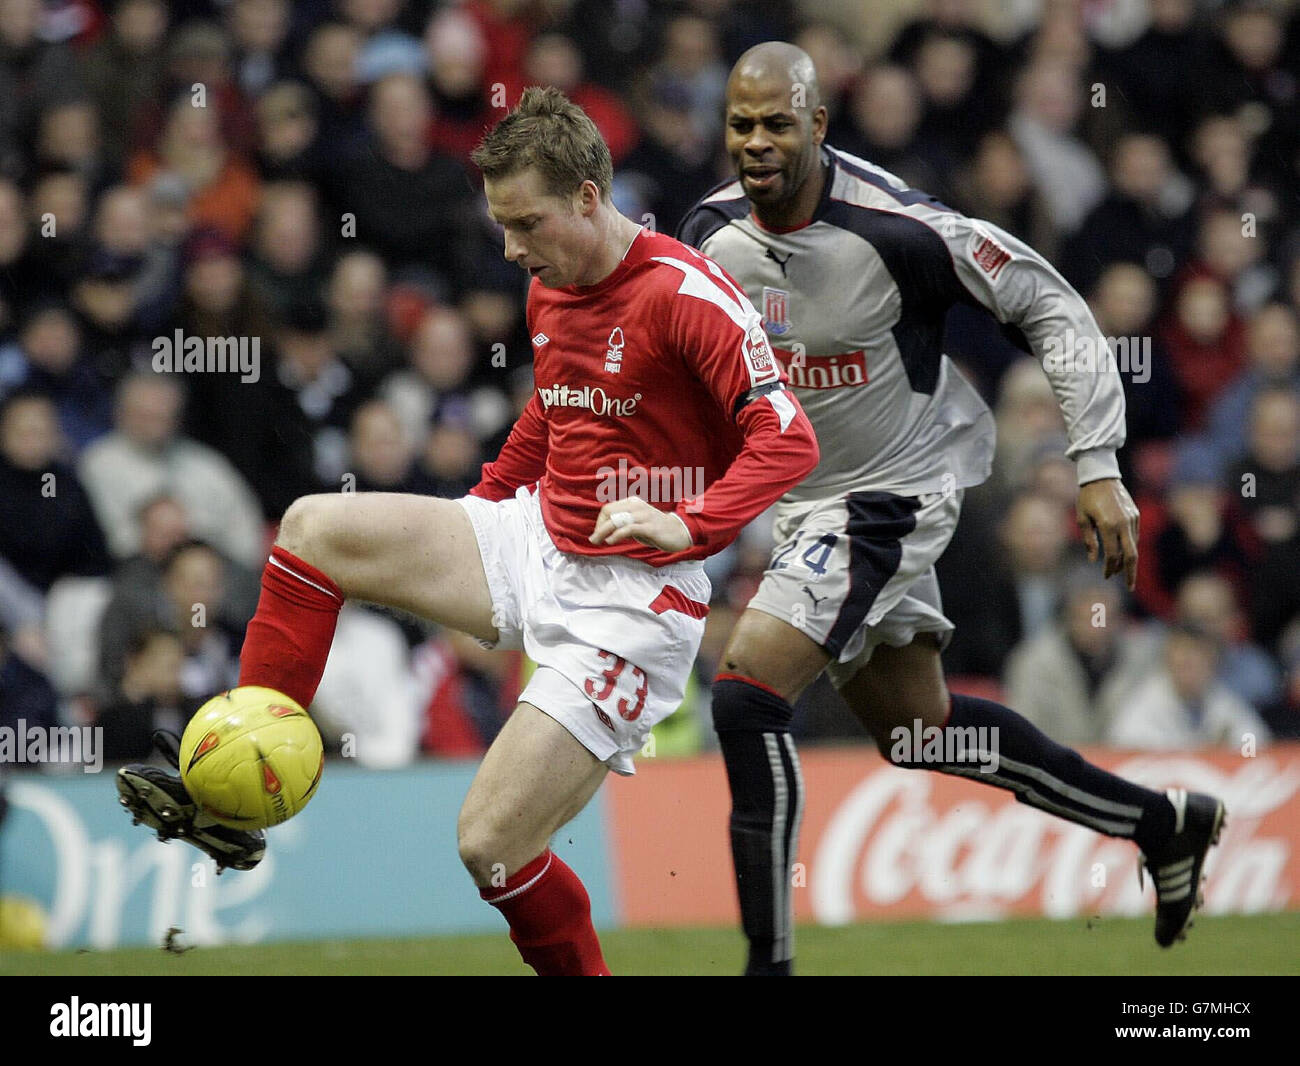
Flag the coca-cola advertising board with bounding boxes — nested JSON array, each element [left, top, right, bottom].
[[607, 745, 1300, 926]]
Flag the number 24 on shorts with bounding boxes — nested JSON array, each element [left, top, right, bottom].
[[771, 531, 837, 577], [584, 650, 649, 722]]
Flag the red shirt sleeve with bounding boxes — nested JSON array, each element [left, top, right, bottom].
[[468, 392, 548, 501], [665, 258, 819, 552]]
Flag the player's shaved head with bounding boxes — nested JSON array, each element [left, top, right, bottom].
[[728, 41, 822, 113], [724, 41, 828, 228]]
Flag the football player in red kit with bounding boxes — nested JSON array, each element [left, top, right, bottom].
[[117, 87, 818, 976]]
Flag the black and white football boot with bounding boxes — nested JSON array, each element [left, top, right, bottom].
[[116, 730, 266, 873], [1141, 788, 1227, 947]]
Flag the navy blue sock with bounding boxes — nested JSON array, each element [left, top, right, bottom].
[[712, 677, 803, 976], [889, 694, 1175, 855]]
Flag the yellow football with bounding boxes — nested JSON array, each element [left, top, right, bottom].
[[179, 686, 324, 830]]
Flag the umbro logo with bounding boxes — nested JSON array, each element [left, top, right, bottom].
[[532, 332, 549, 347]]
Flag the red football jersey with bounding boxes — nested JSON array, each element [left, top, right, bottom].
[[470, 227, 819, 566]]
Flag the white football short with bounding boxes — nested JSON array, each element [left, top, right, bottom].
[[457, 485, 710, 774], [746, 488, 962, 689]]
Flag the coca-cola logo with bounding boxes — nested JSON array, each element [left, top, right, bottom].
[[810, 756, 1300, 925], [743, 321, 778, 384]]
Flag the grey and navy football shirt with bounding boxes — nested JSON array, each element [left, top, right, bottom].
[[678, 146, 1126, 505]]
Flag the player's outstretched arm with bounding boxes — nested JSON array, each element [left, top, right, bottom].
[[941, 214, 1127, 478], [932, 211, 1137, 582]]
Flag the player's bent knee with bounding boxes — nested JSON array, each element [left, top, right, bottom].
[[456, 830, 493, 884], [278, 493, 396, 572], [717, 648, 786, 700], [275, 494, 335, 561], [457, 805, 535, 884], [719, 611, 828, 702], [456, 814, 503, 884]]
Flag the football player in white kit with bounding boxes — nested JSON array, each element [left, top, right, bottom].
[[678, 42, 1226, 974]]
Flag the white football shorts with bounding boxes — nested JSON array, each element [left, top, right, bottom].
[[746, 488, 962, 689], [457, 485, 710, 774]]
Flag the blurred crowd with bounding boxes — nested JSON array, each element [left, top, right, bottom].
[[0, 0, 1297, 771]]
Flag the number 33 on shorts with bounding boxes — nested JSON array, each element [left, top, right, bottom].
[[583, 650, 649, 726]]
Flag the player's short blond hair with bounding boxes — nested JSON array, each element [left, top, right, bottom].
[[471, 86, 613, 202]]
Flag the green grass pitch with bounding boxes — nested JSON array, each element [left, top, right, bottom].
[[2, 913, 1297, 975]]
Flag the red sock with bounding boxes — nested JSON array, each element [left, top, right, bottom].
[[238, 546, 344, 709], [480, 850, 611, 976]]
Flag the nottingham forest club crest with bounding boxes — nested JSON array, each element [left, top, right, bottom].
[[762, 286, 792, 336], [604, 326, 625, 374]]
